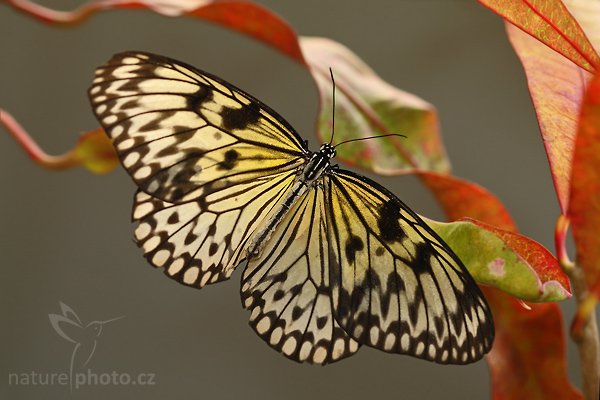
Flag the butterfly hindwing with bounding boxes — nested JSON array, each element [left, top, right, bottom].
[[241, 187, 360, 364], [324, 170, 494, 364], [90, 52, 309, 287], [132, 165, 295, 286]]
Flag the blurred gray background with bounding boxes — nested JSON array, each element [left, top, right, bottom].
[[0, 0, 587, 398]]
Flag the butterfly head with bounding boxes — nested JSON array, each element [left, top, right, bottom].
[[319, 143, 336, 160]]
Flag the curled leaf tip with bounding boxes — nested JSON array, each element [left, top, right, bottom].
[[74, 128, 119, 174]]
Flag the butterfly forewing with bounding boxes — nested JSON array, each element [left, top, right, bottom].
[[325, 170, 494, 364], [241, 187, 359, 364], [89, 52, 308, 203]]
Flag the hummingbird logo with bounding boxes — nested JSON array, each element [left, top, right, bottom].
[[49, 302, 123, 390]]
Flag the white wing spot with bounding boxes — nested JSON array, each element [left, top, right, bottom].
[[152, 249, 170, 267], [143, 236, 161, 252], [384, 333, 396, 351], [256, 316, 271, 334], [441, 350, 449, 362], [133, 202, 154, 220], [369, 326, 379, 345], [183, 267, 199, 284], [333, 338, 345, 358], [96, 104, 107, 114], [428, 345, 436, 359], [134, 166, 152, 180], [269, 327, 283, 345], [90, 86, 100, 95], [168, 258, 185, 275], [415, 342, 425, 356], [200, 272, 212, 286], [250, 306, 260, 321], [400, 334, 410, 351], [135, 222, 151, 240], [313, 346, 327, 364], [353, 325, 363, 338], [282, 337, 297, 356], [103, 115, 118, 124], [122, 57, 142, 64], [299, 342, 312, 362], [123, 152, 141, 168], [117, 138, 135, 150], [111, 125, 124, 137]]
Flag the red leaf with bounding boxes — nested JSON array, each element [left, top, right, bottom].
[[477, 0, 600, 73], [8, 0, 305, 63], [417, 171, 516, 228], [484, 288, 582, 400], [569, 73, 600, 297], [506, 23, 591, 214]]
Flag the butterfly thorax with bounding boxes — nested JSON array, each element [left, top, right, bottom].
[[246, 144, 335, 258], [302, 143, 336, 183]]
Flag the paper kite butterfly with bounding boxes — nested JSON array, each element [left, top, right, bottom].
[[88, 51, 494, 365]]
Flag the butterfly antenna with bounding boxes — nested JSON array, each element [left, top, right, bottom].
[[328, 67, 336, 146], [333, 133, 407, 149]]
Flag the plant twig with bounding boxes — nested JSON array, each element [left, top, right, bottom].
[[568, 264, 600, 400]]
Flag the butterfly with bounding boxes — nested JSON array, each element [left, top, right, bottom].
[[89, 51, 494, 365]]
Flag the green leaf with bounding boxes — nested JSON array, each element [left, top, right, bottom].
[[426, 218, 571, 302]]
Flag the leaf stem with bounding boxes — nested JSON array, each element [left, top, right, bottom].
[[556, 214, 599, 399], [555, 214, 575, 272], [1, 108, 80, 170], [567, 263, 600, 400]]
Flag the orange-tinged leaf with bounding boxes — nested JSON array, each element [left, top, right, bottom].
[[73, 128, 118, 174], [478, 0, 600, 73], [7, 0, 305, 62], [417, 171, 516, 228], [506, 23, 591, 213], [569, 73, 600, 297], [484, 287, 582, 400], [563, 0, 600, 55], [427, 218, 570, 302], [300, 37, 450, 174]]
